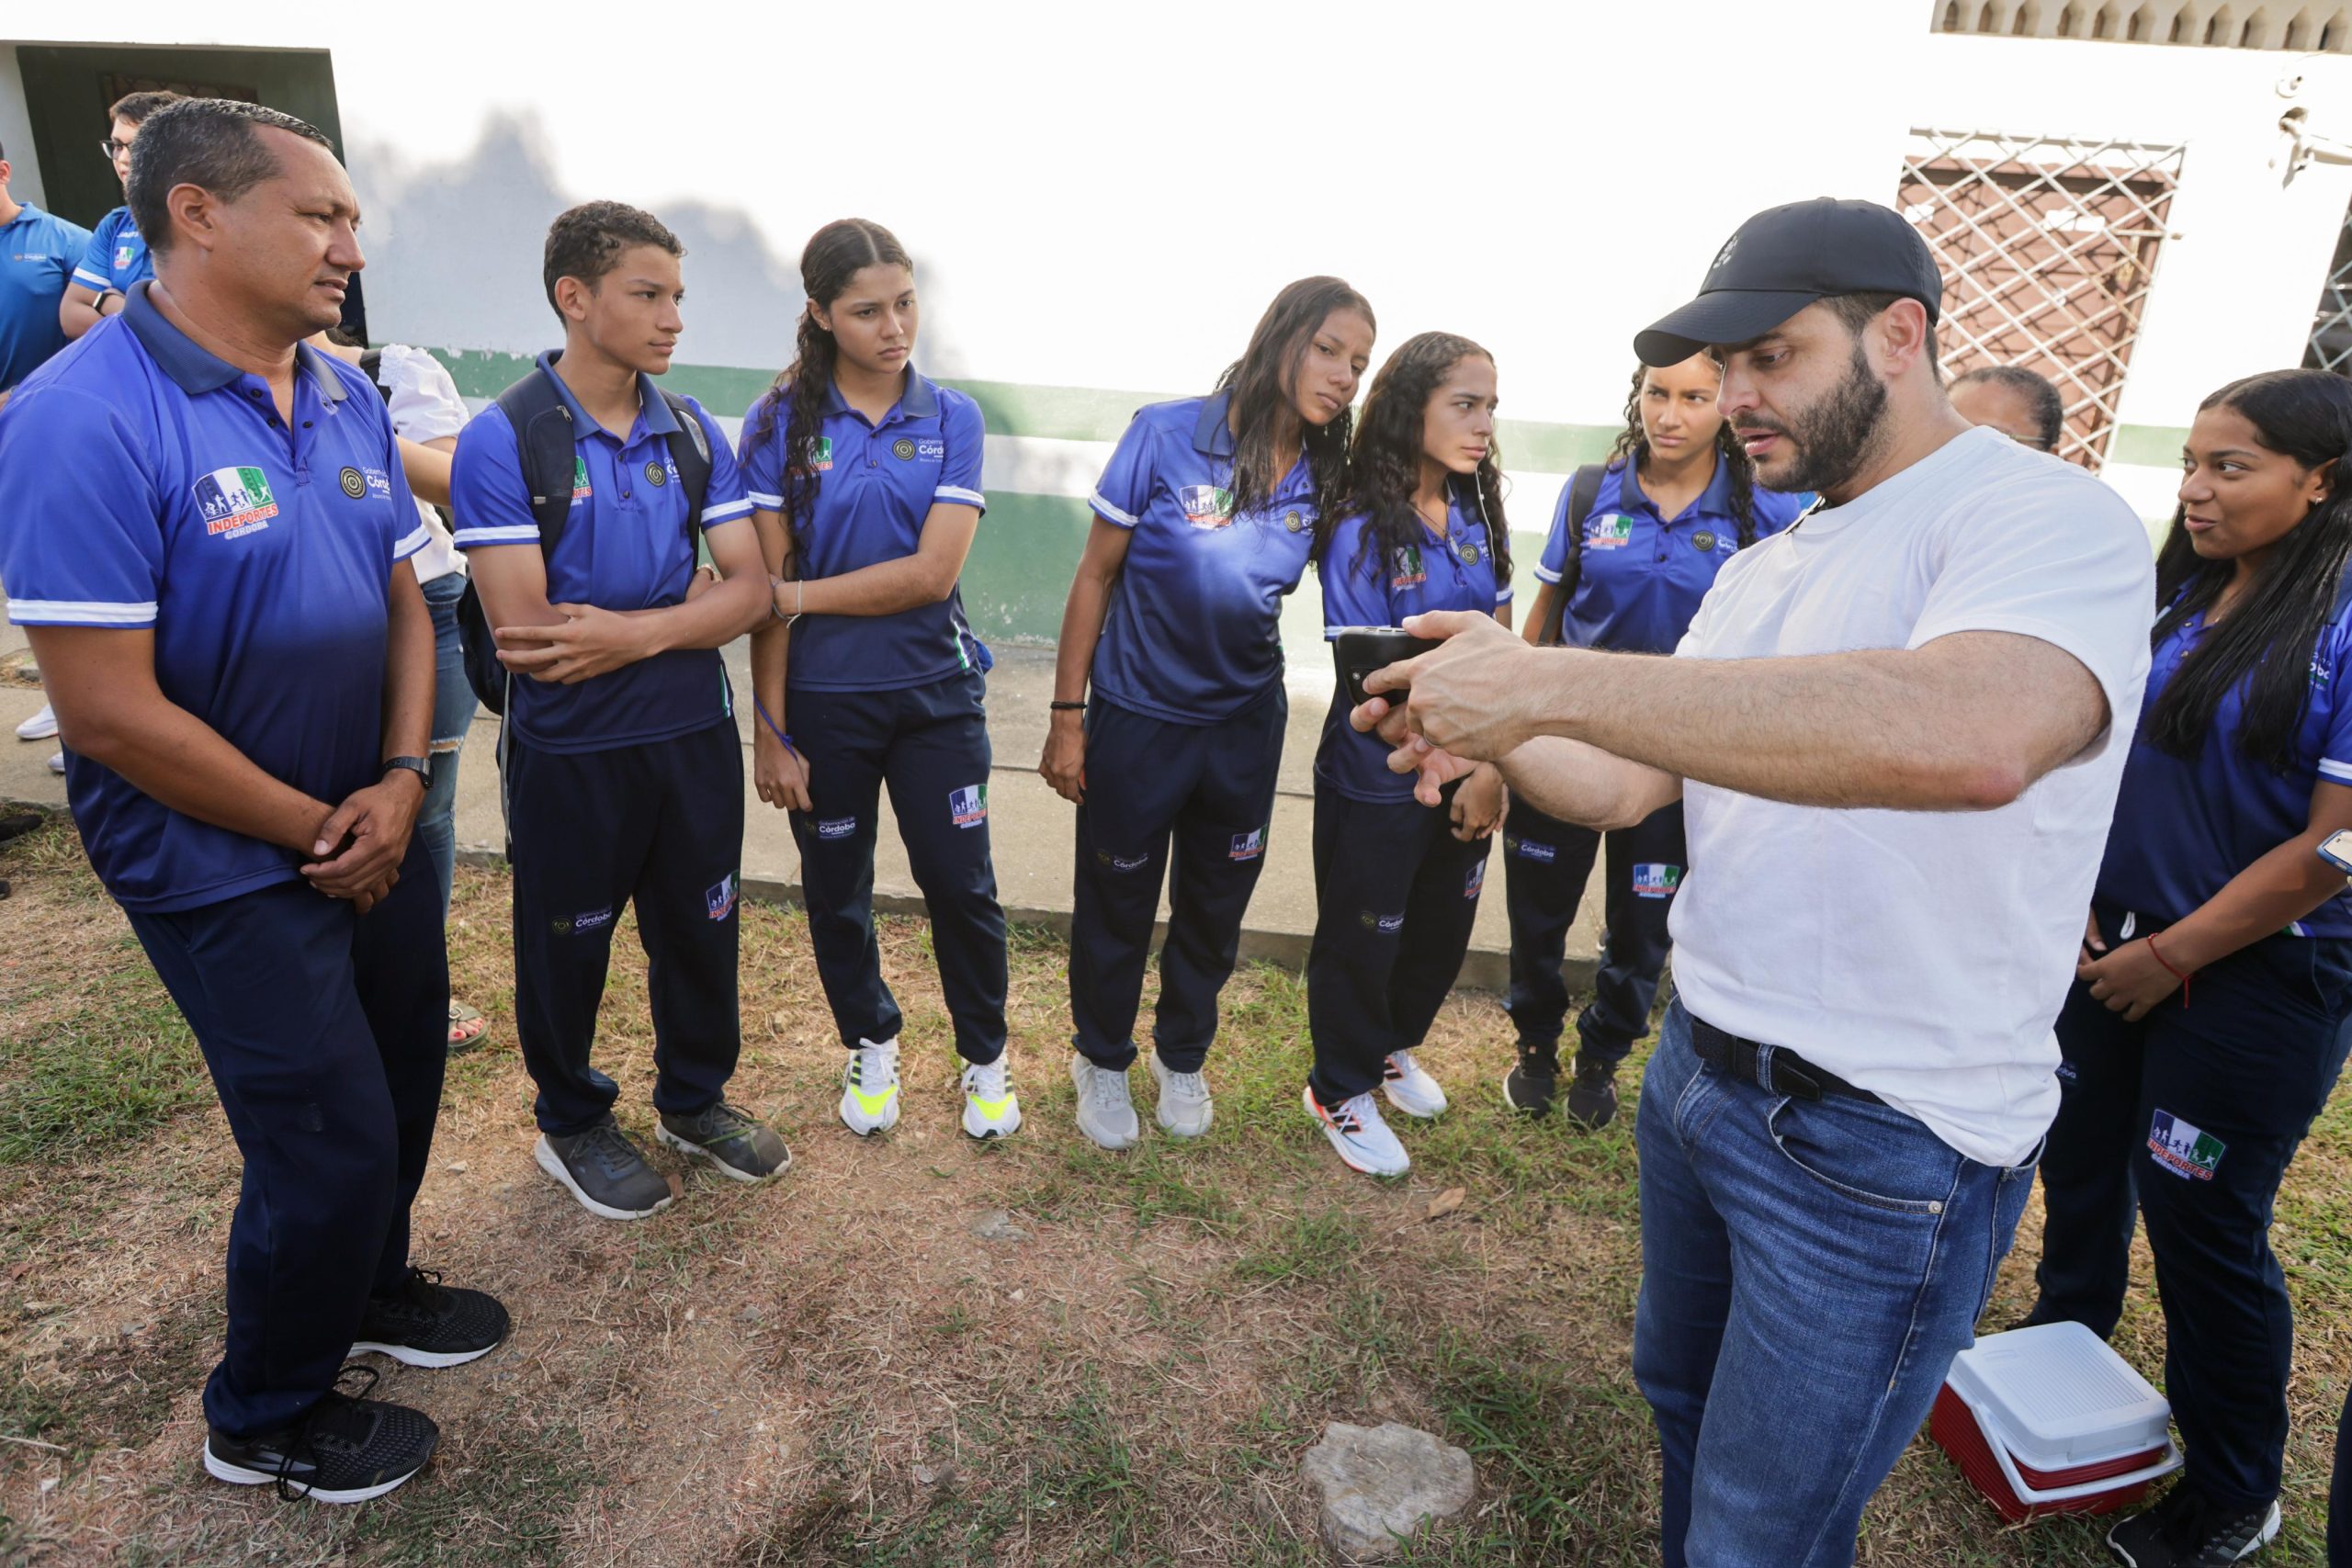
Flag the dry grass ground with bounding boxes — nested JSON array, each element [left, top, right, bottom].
[[0, 810, 2343, 1565]]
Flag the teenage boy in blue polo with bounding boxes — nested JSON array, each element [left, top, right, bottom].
[[454, 200, 786, 1222], [58, 90, 178, 342], [0, 97, 504, 1505], [0, 141, 88, 396]]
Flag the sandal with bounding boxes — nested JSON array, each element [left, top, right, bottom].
[[447, 999, 490, 1054]]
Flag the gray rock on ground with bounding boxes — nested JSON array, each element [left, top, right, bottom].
[[1299, 1420, 1476, 1562]]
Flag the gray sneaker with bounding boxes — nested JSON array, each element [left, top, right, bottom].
[[1149, 1054, 1214, 1137], [1069, 1054, 1141, 1150], [535, 1117, 674, 1220], [657, 1101, 791, 1182]]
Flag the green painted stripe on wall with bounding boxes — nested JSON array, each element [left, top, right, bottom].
[[2109, 423, 2190, 467], [418, 347, 1625, 462]]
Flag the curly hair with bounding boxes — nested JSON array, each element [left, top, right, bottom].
[[541, 200, 682, 319], [1324, 332, 1510, 588], [1551, 361, 1760, 599], [746, 218, 911, 576], [2150, 368, 2352, 771], [1216, 276, 1374, 525]]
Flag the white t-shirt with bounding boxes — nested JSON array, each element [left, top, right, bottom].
[[1668, 425, 2154, 1167], [371, 344, 471, 584]]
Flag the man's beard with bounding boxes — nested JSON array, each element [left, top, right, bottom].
[[1744, 344, 1890, 496]]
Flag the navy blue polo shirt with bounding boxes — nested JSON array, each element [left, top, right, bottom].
[[72, 206, 151, 297], [1089, 390, 1318, 724], [738, 369, 989, 691], [1314, 496, 1510, 803], [1535, 457, 1810, 654], [0, 285, 427, 913], [449, 352, 752, 754], [0, 203, 90, 390], [2099, 600, 2352, 937]]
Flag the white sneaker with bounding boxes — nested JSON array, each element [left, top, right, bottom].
[[961, 1055, 1021, 1139], [838, 1038, 900, 1135], [15, 704, 56, 741], [46, 750, 64, 775], [1381, 1050, 1449, 1119], [1069, 1054, 1140, 1150], [1305, 1084, 1411, 1177], [1149, 1053, 1215, 1138]]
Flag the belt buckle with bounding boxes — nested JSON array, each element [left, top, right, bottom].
[[1759, 1044, 1825, 1102]]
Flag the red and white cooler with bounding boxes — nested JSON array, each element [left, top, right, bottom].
[[1928, 1322, 2182, 1523]]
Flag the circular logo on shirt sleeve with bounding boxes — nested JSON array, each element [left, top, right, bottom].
[[337, 467, 366, 499], [645, 460, 668, 487], [892, 438, 916, 461], [1692, 530, 1719, 552]]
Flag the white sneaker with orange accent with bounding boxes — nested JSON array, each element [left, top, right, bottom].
[[1305, 1083, 1410, 1177]]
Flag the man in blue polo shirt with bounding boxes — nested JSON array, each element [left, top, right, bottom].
[[454, 199, 785, 1222], [0, 97, 506, 1504], [58, 90, 178, 342], [0, 142, 87, 395]]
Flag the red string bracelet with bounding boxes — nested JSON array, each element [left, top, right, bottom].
[[2145, 933, 2192, 1007]]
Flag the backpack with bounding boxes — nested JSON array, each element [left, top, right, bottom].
[[454, 365, 713, 715]]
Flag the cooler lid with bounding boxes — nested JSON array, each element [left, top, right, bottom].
[[1945, 1324, 2172, 1472]]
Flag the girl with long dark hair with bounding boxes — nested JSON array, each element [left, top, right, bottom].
[[1502, 355, 1807, 1127], [1301, 333, 1510, 1176], [1038, 277, 1375, 1151], [739, 218, 1012, 1142], [2022, 368, 2352, 1568]]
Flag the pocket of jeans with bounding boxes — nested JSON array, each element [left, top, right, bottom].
[[1767, 1097, 1960, 1217]]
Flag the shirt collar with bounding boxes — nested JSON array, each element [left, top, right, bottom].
[[124, 282, 347, 404], [1193, 389, 1238, 458], [1616, 450, 1736, 525], [820, 367, 939, 424], [536, 349, 675, 438]]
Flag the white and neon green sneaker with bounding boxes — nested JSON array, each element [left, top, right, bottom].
[[961, 1056, 1021, 1139], [839, 1038, 900, 1136]]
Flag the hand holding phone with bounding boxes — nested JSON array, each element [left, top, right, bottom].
[[1330, 626, 1442, 710]]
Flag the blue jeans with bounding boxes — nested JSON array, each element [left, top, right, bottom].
[[1633, 999, 2041, 1567], [418, 570, 477, 916]]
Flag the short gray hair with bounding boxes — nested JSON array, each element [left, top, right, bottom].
[[127, 98, 337, 258]]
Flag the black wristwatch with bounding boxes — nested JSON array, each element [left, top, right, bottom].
[[381, 755, 432, 788]]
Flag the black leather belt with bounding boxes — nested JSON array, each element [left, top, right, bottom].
[[1688, 1013, 1883, 1105]]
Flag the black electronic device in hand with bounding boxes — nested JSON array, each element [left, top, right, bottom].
[[1329, 626, 1442, 710]]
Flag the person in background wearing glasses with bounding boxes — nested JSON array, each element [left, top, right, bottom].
[[1950, 364, 2065, 456], [1302, 333, 1511, 1177], [58, 90, 181, 343]]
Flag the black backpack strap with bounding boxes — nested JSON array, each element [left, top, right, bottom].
[[1552, 461, 1609, 618], [657, 389, 713, 542], [357, 348, 389, 403], [492, 367, 577, 558]]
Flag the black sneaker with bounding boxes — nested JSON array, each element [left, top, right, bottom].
[[204, 1365, 437, 1504], [656, 1101, 791, 1182], [1564, 1053, 1620, 1130], [535, 1116, 674, 1221], [351, 1268, 511, 1368], [2107, 1484, 2281, 1566], [1503, 1043, 1558, 1117]]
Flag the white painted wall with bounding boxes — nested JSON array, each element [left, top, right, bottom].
[[0, 45, 45, 209]]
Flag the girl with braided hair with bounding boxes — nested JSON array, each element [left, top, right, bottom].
[[1502, 355, 1808, 1127], [739, 218, 1012, 1144]]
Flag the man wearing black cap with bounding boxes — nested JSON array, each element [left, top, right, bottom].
[[1354, 198, 2156, 1566]]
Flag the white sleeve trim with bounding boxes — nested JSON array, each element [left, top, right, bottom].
[[747, 491, 785, 510], [9, 597, 158, 626], [1532, 563, 1562, 584], [1495, 587, 1515, 604], [700, 498, 753, 525], [2320, 757, 2352, 784], [71, 265, 109, 290], [935, 485, 986, 508], [453, 525, 544, 547], [1091, 491, 1140, 528], [392, 521, 432, 561]]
